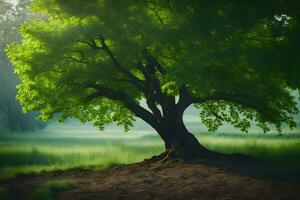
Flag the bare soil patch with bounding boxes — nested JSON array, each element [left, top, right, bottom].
[[2, 159, 300, 200]]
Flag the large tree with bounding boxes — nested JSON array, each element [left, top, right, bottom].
[[7, 0, 300, 161]]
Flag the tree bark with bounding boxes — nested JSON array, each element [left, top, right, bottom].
[[155, 106, 211, 162], [154, 109, 253, 162]]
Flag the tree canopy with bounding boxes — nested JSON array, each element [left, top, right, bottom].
[[7, 0, 300, 134]]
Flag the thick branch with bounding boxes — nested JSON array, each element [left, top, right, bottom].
[[74, 37, 169, 116], [146, 97, 162, 120], [87, 84, 127, 101], [176, 84, 192, 113], [135, 62, 170, 114], [143, 49, 166, 74], [124, 101, 160, 128], [87, 84, 160, 129], [78, 37, 171, 121]]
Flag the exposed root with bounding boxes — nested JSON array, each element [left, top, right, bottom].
[[144, 149, 182, 164], [145, 149, 257, 166]]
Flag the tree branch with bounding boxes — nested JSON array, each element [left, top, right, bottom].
[[97, 36, 144, 87], [74, 37, 145, 90], [135, 62, 170, 115], [87, 83, 160, 128], [124, 101, 161, 128], [176, 84, 192, 113], [143, 49, 166, 74], [64, 49, 87, 64], [76, 37, 170, 122], [146, 97, 162, 120], [87, 84, 127, 101], [64, 56, 88, 64], [74, 39, 102, 49], [96, 36, 145, 90]]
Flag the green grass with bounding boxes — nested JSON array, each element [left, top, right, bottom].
[[0, 143, 164, 180], [32, 179, 75, 200], [0, 123, 300, 180], [198, 133, 300, 162], [0, 129, 164, 180]]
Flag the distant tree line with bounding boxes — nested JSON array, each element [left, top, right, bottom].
[[0, 0, 46, 132]]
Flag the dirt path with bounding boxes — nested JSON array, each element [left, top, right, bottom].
[[2, 160, 300, 200]]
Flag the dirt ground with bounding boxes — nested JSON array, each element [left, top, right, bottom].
[[2, 159, 300, 200]]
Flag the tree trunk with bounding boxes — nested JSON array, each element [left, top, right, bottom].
[[156, 107, 211, 162], [155, 111, 252, 162]]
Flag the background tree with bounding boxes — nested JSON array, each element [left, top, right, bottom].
[[0, 0, 46, 132], [7, 0, 300, 161]]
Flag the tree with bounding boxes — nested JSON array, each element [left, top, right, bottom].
[[7, 0, 300, 161], [0, 0, 46, 132]]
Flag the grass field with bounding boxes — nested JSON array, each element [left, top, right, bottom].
[[0, 119, 300, 180]]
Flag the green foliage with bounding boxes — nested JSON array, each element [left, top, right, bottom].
[[6, 0, 300, 132], [32, 179, 75, 200], [0, 0, 47, 132]]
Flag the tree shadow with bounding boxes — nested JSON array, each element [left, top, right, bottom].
[[200, 155, 300, 182]]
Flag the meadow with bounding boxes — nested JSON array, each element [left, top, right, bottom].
[[0, 118, 300, 180]]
